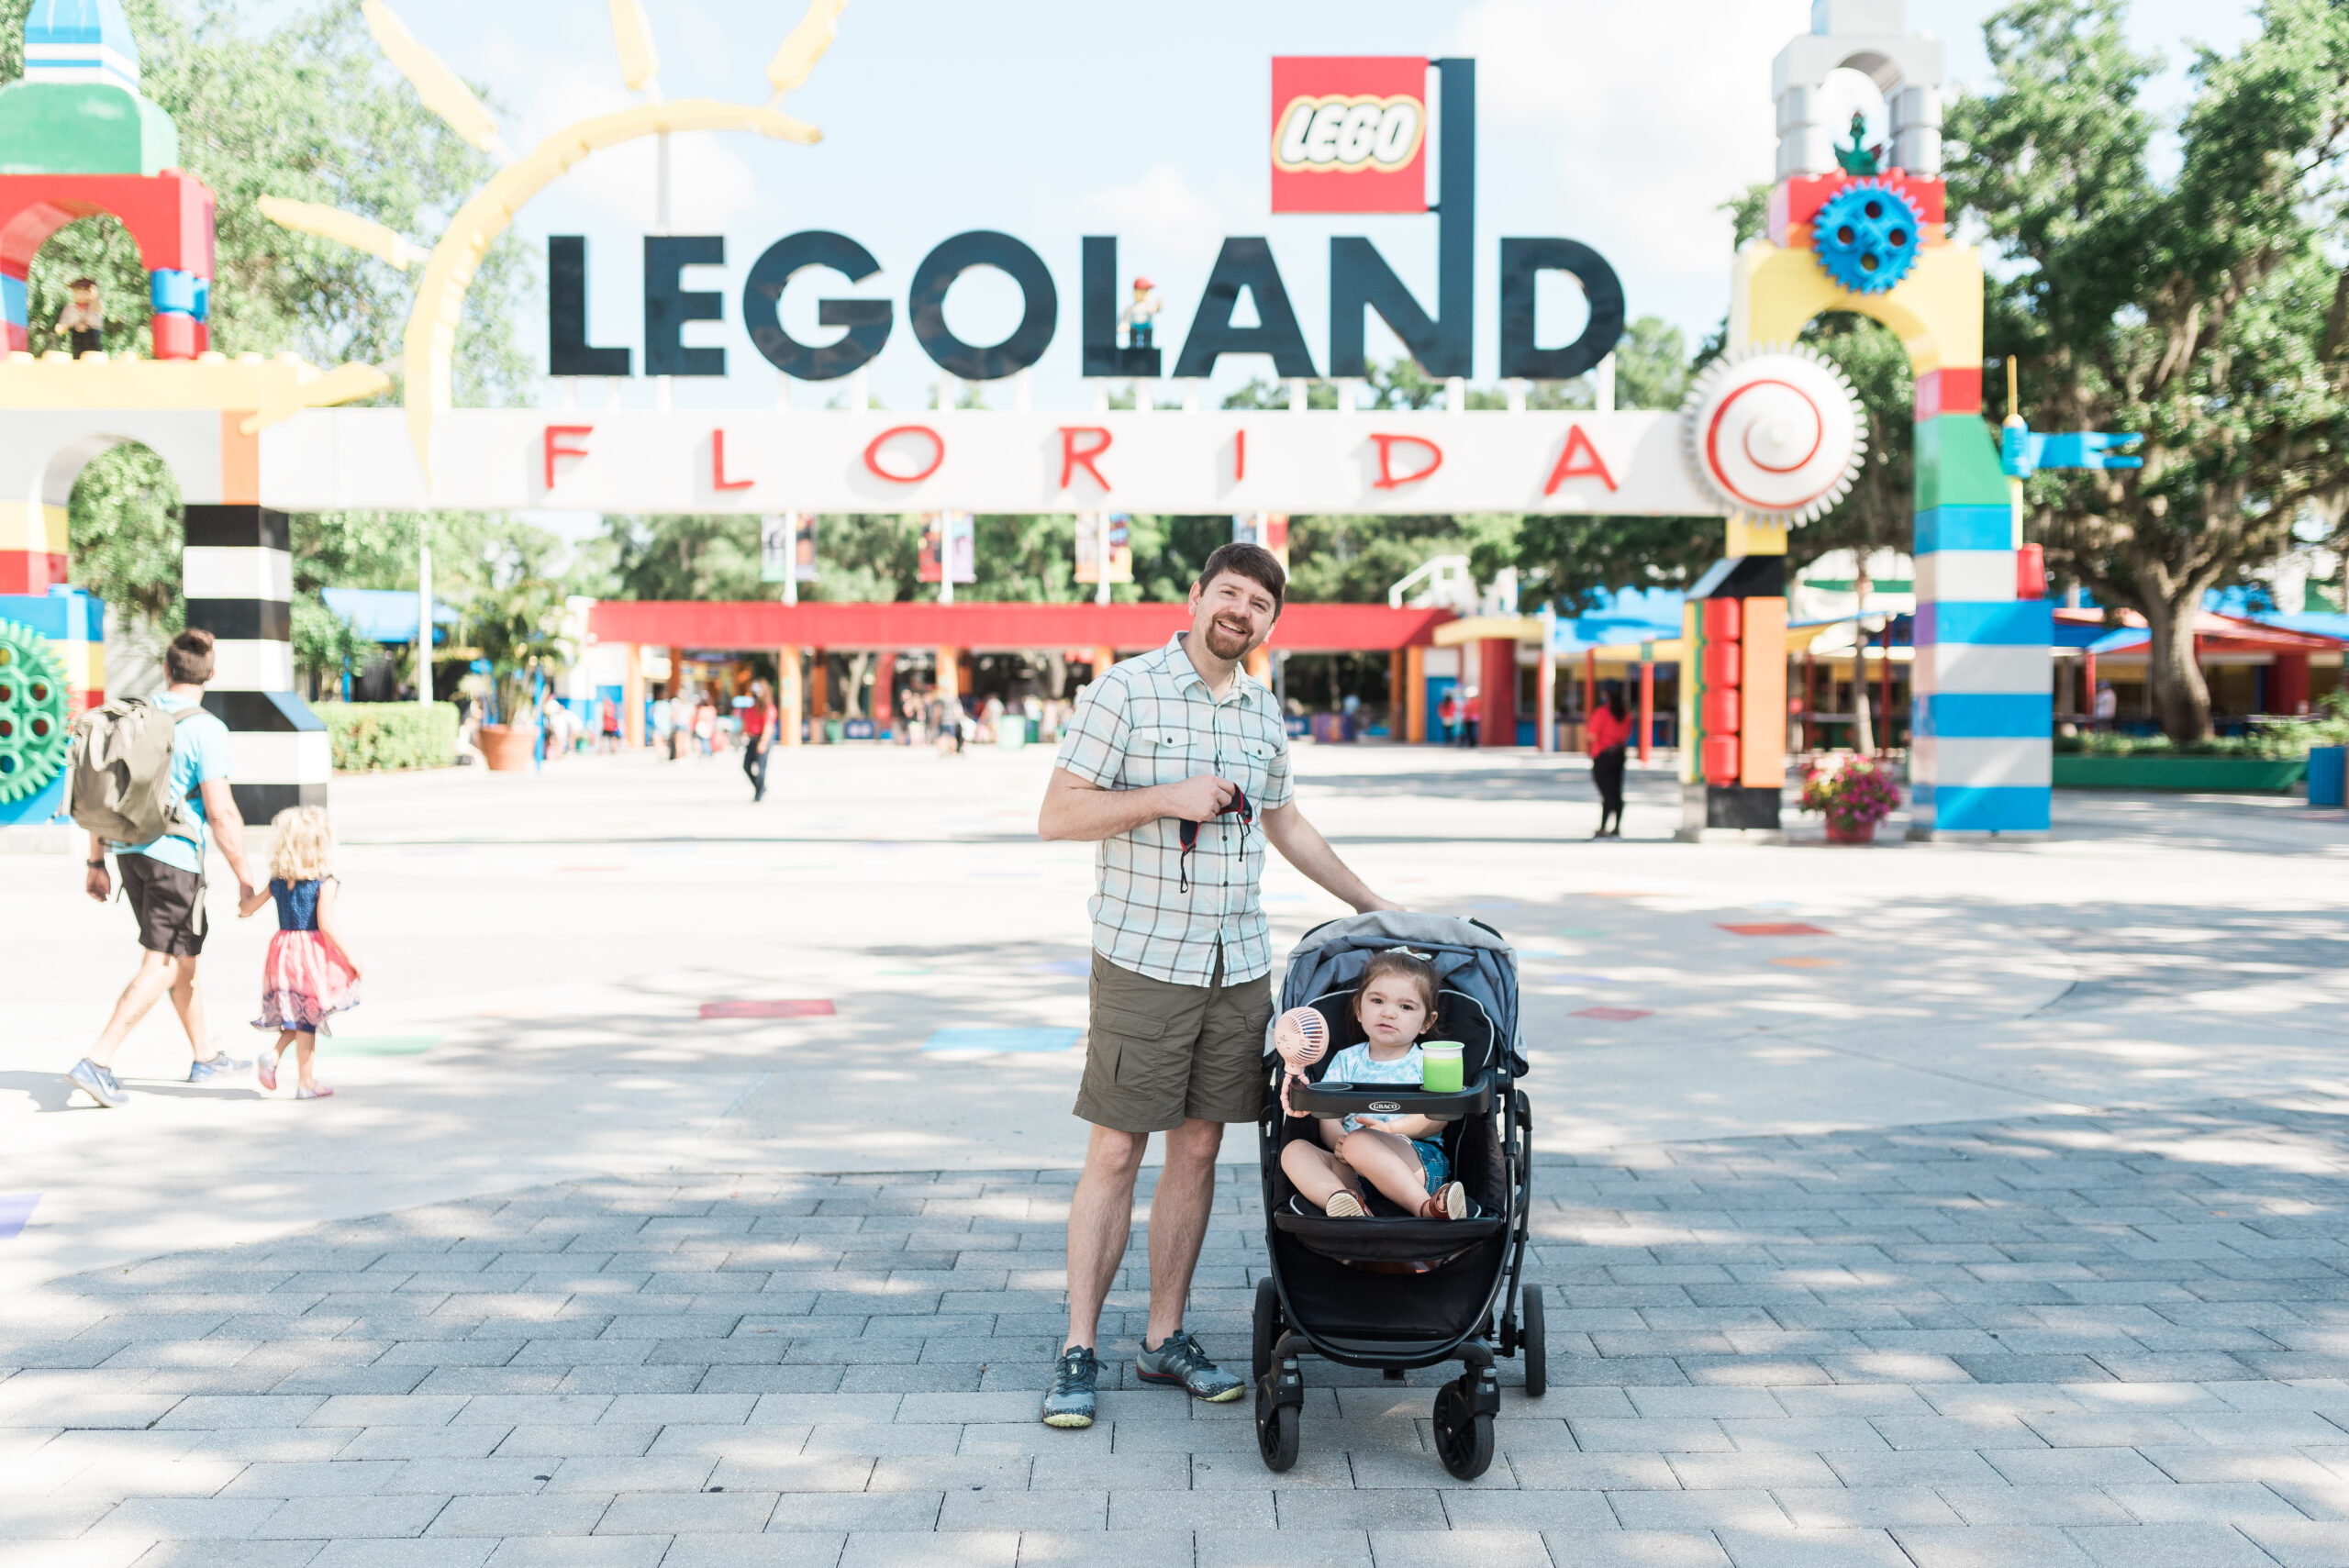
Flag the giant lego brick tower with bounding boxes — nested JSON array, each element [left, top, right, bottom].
[[1701, 0, 2051, 838], [0, 0, 328, 828], [0, 0, 213, 367]]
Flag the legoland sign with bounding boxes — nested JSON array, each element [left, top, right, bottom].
[[252, 54, 1688, 518], [546, 57, 1626, 391]]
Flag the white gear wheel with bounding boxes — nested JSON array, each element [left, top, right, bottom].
[[1680, 343, 1867, 522]]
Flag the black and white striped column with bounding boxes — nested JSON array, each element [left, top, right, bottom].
[[182, 504, 328, 820]]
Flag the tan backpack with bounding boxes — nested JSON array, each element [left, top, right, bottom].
[[68, 698, 206, 845]]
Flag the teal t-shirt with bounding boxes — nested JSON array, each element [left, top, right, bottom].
[[110, 693, 232, 875]]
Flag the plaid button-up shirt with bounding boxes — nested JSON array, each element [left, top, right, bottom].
[[1053, 632, 1296, 985]]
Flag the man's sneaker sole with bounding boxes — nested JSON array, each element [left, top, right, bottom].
[[1041, 1409, 1095, 1429], [67, 1066, 123, 1108], [1136, 1368, 1244, 1402]]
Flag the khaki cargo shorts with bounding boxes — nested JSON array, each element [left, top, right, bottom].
[[1074, 949, 1274, 1133]]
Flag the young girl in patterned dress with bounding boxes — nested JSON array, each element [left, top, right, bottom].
[[238, 806, 362, 1100]]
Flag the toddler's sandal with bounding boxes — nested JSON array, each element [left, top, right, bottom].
[[1323, 1191, 1366, 1218], [1420, 1182, 1470, 1221]]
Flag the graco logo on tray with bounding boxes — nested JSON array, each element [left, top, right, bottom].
[[1368, 1100, 1402, 1113]]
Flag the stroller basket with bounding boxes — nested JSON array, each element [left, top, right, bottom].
[[1251, 912, 1544, 1484]]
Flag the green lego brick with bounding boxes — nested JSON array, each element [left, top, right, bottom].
[[0, 82, 178, 175], [1914, 413, 2010, 511]]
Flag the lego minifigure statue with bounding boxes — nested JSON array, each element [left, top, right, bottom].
[[54, 276, 103, 357], [1119, 276, 1161, 351]]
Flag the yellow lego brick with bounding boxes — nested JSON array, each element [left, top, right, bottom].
[[1731, 239, 1984, 373], [0, 503, 70, 554]]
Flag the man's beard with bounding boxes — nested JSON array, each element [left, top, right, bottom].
[[1203, 617, 1255, 659]]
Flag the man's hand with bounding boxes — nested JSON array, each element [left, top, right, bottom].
[[1161, 772, 1239, 823], [85, 862, 110, 904]]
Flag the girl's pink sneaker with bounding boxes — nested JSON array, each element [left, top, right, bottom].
[[295, 1084, 334, 1100], [257, 1056, 277, 1092]]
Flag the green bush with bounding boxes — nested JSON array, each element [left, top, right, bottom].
[[2054, 694, 2349, 759], [313, 702, 459, 772]]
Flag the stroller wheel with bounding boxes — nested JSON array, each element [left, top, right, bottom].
[[1521, 1285, 1547, 1398], [1252, 1276, 1280, 1387], [1255, 1375, 1301, 1471], [1432, 1379, 1495, 1480]]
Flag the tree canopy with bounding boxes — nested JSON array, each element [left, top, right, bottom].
[[1952, 0, 2349, 739], [1, 0, 535, 676]]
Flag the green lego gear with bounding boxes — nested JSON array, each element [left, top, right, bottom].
[[0, 619, 72, 805]]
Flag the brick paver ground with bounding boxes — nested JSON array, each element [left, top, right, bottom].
[[6, 1097, 2349, 1568]]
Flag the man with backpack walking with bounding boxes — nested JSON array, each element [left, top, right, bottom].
[[64, 628, 260, 1107]]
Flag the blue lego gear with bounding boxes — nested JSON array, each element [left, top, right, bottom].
[[1812, 180, 1922, 295]]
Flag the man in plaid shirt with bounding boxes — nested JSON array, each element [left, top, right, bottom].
[[1034, 542, 1400, 1428]]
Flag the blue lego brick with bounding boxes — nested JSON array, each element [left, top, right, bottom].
[[1915, 599, 2054, 647], [1913, 691, 2053, 739], [1911, 782, 2050, 832], [0, 272, 24, 327], [1914, 505, 2013, 554]]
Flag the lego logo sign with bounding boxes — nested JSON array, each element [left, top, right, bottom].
[[1270, 56, 1429, 214]]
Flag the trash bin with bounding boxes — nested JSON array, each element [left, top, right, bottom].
[[2310, 745, 2346, 807]]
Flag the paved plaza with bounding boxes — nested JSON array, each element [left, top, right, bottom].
[[5, 745, 2349, 1567]]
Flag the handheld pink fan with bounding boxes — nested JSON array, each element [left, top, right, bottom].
[[1275, 1007, 1328, 1118]]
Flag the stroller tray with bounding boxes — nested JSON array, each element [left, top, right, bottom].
[[1286, 1071, 1494, 1123]]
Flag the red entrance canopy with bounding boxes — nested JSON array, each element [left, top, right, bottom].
[[585, 600, 1455, 653]]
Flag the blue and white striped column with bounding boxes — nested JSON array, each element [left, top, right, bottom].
[[182, 504, 328, 820], [1909, 497, 2052, 835]]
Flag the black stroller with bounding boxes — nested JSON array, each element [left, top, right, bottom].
[[1251, 912, 1542, 1481]]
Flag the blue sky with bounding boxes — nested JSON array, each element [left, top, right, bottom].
[[311, 0, 2257, 416]]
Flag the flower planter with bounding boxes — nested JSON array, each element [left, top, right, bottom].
[[1823, 818, 1878, 845], [2051, 754, 2307, 793], [478, 723, 535, 773]]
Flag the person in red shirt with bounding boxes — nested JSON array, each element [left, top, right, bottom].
[[1586, 679, 1632, 838], [742, 680, 777, 801]]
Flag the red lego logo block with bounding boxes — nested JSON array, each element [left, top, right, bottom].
[[1270, 56, 1428, 215]]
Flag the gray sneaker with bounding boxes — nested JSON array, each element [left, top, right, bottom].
[[188, 1051, 252, 1084], [67, 1058, 124, 1108], [1041, 1345, 1098, 1429], [1137, 1329, 1243, 1402]]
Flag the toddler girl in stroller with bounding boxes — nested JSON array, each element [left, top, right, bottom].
[[1275, 949, 1475, 1220]]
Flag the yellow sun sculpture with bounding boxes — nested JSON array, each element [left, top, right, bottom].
[[263, 0, 851, 481]]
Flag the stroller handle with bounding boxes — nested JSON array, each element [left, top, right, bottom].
[[1285, 1072, 1495, 1123]]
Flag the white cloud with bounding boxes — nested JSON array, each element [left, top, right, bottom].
[[1456, 0, 1808, 279], [508, 61, 762, 232], [1073, 163, 1232, 267]]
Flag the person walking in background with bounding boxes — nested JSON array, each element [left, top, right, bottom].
[[694, 692, 718, 758], [1437, 687, 1459, 744], [64, 628, 257, 1107], [1587, 678, 1632, 839], [1459, 684, 1481, 748], [743, 680, 776, 802], [238, 806, 362, 1101], [599, 697, 621, 753]]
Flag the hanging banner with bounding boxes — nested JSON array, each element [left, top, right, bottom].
[[1231, 511, 1290, 569], [760, 512, 818, 583], [1074, 511, 1133, 584], [918, 510, 975, 584]]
